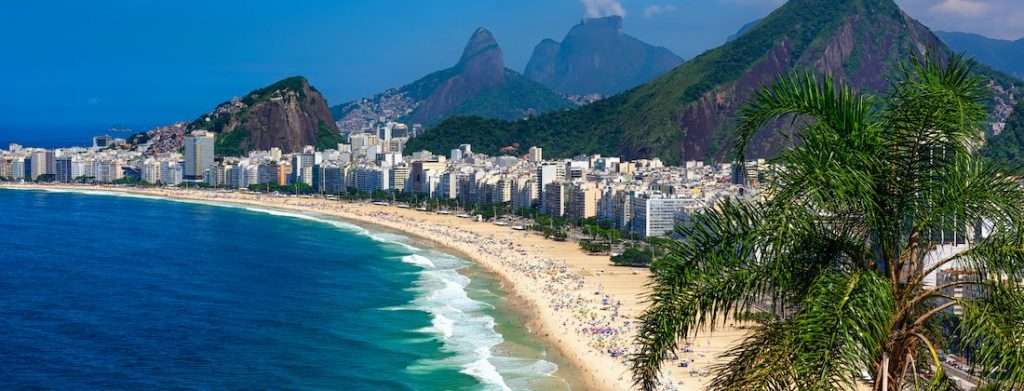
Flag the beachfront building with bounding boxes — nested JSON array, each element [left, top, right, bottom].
[[543, 181, 568, 217], [631, 194, 698, 238], [409, 157, 446, 194], [184, 131, 215, 182], [55, 156, 73, 183], [390, 164, 409, 192], [354, 165, 390, 193], [291, 148, 315, 186]]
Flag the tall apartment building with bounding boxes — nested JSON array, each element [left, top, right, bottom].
[[543, 181, 568, 217], [567, 182, 601, 222], [291, 151, 315, 186], [184, 131, 215, 181], [55, 156, 73, 183], [390, 164, 410, 192]]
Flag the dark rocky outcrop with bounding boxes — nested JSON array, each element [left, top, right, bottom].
[[189, 77, 341, 156], [523, 16, 683, 96]]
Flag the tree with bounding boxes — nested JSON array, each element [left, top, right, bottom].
[[631, 55, 1024, 390]]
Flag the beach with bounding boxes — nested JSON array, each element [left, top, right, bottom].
[[1, 183, 748, 391]]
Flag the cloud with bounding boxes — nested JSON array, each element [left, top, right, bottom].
[[929, 0, 990, 16], [580, 0, 626, 18], [643, 4, 678, 18]]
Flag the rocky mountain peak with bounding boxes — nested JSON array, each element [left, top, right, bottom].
[[459, 27, 502, 66]]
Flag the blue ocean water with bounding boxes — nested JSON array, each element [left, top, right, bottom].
[[0, 189, 566, 390]]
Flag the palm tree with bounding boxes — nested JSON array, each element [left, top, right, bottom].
[[631, 55, 1024, 390]]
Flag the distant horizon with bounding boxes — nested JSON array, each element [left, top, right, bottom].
[[1, 0, 1020, 132]]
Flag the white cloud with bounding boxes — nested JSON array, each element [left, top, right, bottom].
[[580, 0, 626, 18], [899, 0, 1024, 39], [929, 0, 990, 16], [644, 4, 678, 18]]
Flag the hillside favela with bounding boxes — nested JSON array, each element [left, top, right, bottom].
[[2, 1, 1023, 390]]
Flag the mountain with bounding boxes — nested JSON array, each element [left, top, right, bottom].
[[188, 76, 343, 156], [332, 28, 570, 130], [727, 19, 761, 42], [937, 31, 1024, 78], [523, 16, 683, 96], [408, 0, 1020, 164], [984, 99, 1024, 165]]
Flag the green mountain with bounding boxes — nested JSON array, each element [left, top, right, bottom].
[[188, 76, 342, 156], [407, 0, 1020, 164], [332, 28, 570, 129], [937, 31, 1024, 78]]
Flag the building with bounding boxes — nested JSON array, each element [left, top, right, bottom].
[[390, 164, 410, 192], [409, 157, 447, 194], [184, 131, 215, 181], [291, 151, 315, 186], [354, 165, 390, 193], [567, 182, 601, 222], [543, 181, 568, 217], [256, 163, 280, 186], [511, 177, 537, 212], [93, 135, 114, 148], [55, 156, 73, 183], [527, 146, 543, 163], [631, 195, 696, 238]]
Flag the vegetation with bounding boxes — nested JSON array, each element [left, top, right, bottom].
[[244, 76, 311, 105], [611, 246, 654, 267], [316, 121, 346, 151], [631, 56, 1024, 390], [214, 127, 250, 157], [111, 177, 147, 186], [982, 99, 1024, 170], [247, 182, 313, 194], [578, 240, 610, 254]]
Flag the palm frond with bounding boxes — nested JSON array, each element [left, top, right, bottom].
[[790, 270, 895, 390], [707, 319, 798, 391], [958, 282, 1024, 388]]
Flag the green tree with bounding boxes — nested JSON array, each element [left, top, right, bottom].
[[631, 55, 1024, 390]]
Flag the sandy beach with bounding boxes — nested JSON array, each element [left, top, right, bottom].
[[1, 183, 748, 391]]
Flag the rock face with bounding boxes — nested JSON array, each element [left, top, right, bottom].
[[333, 28, 570, 130], [409, 28, 508, 125], [523, 16, 683, 96], [413, 0, 1020, 164], [189, 77, 341, 155]]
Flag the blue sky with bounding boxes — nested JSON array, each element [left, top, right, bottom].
[[0, 0, 1018, 135]]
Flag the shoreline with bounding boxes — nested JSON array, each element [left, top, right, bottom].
[[1, 183, 749, 391]]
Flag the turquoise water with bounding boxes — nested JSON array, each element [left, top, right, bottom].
[[0, 189, 572, 390]]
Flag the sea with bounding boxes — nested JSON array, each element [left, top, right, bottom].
[[0, 188, 579, 390]]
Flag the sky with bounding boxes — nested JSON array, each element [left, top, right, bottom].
[[0, 0, 1020, 142]]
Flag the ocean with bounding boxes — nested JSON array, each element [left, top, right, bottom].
[[0, 189, 575, 390]]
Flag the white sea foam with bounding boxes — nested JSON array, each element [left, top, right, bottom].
[[401, 254, 436, 269], [401, 251, 565, 391]]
